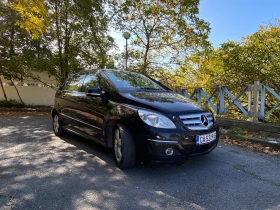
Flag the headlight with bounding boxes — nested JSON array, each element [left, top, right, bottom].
[[138, 110, 176, 129]]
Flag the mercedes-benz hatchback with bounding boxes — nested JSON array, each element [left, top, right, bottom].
[[52, 69, 219, 168]]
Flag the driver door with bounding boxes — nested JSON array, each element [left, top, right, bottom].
[[78, 73, 106, 142]]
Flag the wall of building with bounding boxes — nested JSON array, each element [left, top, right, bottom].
[[0, 72, 57, 106], [0, 86, 56, 106]]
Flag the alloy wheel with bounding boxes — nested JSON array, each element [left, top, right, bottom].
[[114, 129, 122, 163], [53, 115, 60, 134]]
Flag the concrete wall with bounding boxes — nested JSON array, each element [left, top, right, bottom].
[[0, 72, 57, 86], [0, 86, 56, 106], [0, 72, 57, 106]]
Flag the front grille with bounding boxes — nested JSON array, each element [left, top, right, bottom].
[[179, 112, 214, 131]]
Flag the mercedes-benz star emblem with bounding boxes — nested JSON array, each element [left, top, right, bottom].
[[201, 114, 209, 127]]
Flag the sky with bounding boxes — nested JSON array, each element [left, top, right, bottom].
[[199, 0, 280, 47], [113, 0, 280, 49]]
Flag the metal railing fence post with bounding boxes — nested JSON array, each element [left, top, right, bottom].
[[253, 81, 260, 122], [260, 84, 265, 119], [177, 88, 182, 95], [196, 88, 202, 103], [218, 86, 225, 114], [248, 85, 253, 117], [217, 86, 220, 114]]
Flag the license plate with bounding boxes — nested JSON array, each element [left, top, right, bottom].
[[196, 131, 216, 145]]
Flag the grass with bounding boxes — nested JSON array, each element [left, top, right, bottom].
[[228, 127, 248, 138], [0, 99, 25, 108], [0, 99, 51, 109]]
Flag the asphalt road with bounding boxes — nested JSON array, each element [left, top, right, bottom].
[[0, 113, 279, 210]]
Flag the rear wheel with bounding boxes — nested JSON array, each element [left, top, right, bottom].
[[114, 124, 136, 169], [53, 113, 66, 136]]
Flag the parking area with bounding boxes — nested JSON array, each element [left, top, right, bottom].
[[0, 113, 279, 210]]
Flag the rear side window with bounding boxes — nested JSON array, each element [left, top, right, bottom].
[[67, 74, 86, 92], [82, 74, 99, 93]]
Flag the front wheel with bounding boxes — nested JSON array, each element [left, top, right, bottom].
[[114, 124, 136, 169], [53, 113, 66, 136]]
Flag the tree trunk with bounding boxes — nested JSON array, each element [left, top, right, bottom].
[[10, 80, 24, 105], [0, 76, 8, 101], [64, 2, 69, 79], [142, 41, 150, 75], [55, 1, 64, 84]]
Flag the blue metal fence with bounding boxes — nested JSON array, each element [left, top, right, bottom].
[[177, 81, 280, 122], [260, 84, 280, 119]]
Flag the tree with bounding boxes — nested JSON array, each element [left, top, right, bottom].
[[175, 21, 280, 121], [113, 0, 210, 75], [45, 0, 116, 83], [0, 1, 37, 104], [74, 0, 116, 69], [9, 0, 49, 39], [2, 0, 115, 85]]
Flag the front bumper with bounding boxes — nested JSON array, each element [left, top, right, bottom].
[[133, 124, 220, 161], [148, 138, 218, 159]]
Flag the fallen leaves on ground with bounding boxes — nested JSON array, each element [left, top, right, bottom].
[[221, 136, 280, 156]]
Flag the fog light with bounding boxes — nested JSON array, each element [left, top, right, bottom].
[[165, 148, 174, 156]]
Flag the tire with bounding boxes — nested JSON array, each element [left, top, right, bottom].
[[113, 124, 136, 169], [53, 112, 66, 136]]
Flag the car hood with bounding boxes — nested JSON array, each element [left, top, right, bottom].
[[120, 91, 208, 115]]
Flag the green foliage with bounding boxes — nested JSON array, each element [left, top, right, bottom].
[[0, 2, 52, 81], [1, 0, 210, 86], [113, 0, 210, 75], [1, 0, 278, 122], [1, 0, 115, 85], [0, 99, 25, 108], [169, 21, 280, 122], [10, 0, 49, 39], [228, 128, 248, 138]]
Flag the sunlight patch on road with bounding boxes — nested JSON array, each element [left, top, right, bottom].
[[0, 127, 18, 135], [18, 116, 31, 119]]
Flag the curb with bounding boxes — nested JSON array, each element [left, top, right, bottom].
[[0, 108, 51, 112], [221, 133, 280, 149], [247, 137, 280, 149]]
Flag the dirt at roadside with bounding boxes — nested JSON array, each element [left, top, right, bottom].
[[0, 111, 49, 116], [220, 136, 280, 156]]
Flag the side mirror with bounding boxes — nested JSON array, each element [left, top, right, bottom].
[[86, 88, 105, 97]]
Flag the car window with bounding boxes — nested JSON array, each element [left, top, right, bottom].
[[82, 74, 99, 93], [104, 70, 164, 90], [67, 74, 86, 92]]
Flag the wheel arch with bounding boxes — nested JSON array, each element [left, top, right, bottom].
[[51, 108, 59, 118], [104, 119, 119, 148]]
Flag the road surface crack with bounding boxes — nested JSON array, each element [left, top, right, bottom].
[[234, 165, 280, 188]]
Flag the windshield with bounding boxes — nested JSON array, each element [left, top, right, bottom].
[[104, 70, 165, 90]]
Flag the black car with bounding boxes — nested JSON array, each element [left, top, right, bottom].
[[52, 69, 219, 168]]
